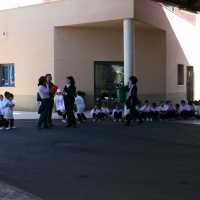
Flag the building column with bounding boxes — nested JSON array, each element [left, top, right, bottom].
[[123, 19, 135, 85]]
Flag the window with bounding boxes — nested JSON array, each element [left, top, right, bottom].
[[178, 64, 184, 86], [0, 64, 15, 87]]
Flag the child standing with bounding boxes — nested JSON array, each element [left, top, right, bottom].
[[101, 103, 109, 119], [75, 91, 87, 123], [54, 89, 66, 123], [112, 104, 123, 122], [0, 95, 4, 130], [4, 93, 15, 130], [90, 104, 102, 122]]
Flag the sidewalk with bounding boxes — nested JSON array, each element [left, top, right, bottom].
[[13, 110, 92, 120]]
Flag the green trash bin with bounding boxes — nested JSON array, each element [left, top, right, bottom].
[[116, 84, 126, 103]]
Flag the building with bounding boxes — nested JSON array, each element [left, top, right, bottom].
[[0, 0, 199, 111]]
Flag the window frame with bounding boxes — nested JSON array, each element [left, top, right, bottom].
[[177, 64, 184, 86], [0, 64, 15, 87]]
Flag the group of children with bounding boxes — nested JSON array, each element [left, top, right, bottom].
[[90, 99, 200, 122], [0, 91, 16, 130]]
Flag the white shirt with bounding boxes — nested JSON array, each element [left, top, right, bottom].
[[136, 105, 142, 112], [90, 109, 101, 116], [54, 95, 65, 111], [101, 107, 109, 114], [2, 98, 8, 115], [112, 109, 122, 117], [0, 99, 3, 115], [186, 105, 191, 111], [195, 105, 200, 115], [168, 106, 175, 111], [141, 105, 151, 112], [124, 108, 130, 115], [75, 96, 85, 113], [158, 106, 167, 112], [151, 107, 158, 112], [4, 99, 14, 119], [179, 105, 186, 113]]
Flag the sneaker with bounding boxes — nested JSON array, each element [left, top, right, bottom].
[[98, 119, 101, 122], [93, 119, 96, 122], [119, 119, 121, 122], [146, 118, 149, 122], [114, 119, 116, 122], [0, 127, 3, 130], [78, 122, 81, 124], [62, 120, 66, 123], [160, 119, 163, 121], [150, 118, 153, 122], [10, 126, 16, 129], [142, 118, 145, 121], [6, 127, 10, 130]]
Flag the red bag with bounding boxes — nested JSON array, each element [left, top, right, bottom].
[[51, 84, 58, 94]]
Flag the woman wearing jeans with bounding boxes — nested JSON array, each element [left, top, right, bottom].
[[37, 76, 51, 130]]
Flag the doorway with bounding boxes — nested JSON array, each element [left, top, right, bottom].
[[186, 66, 194, 101], [94, 61, 124, 109]]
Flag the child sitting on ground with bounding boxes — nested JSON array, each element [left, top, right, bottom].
[[167, 100, 176, 120], [4, 93, 16, 130], [149, 102, 158, 121], [90, 104, 102, 122], [112, 104, 123, 122], [75, 91, 87, 123], [101, 103, 109, 119], [141, 100, 151, 121], [54, 89, 66, 123], [179, 100, 187, 120], [158, 101, 168, 121]]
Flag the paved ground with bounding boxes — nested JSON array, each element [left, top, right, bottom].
[[0, 118, 200, 200]]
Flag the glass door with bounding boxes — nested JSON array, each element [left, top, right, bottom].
[[94, 61, 124, 109]]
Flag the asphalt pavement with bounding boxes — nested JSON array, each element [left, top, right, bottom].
[[0, 118, 200, 200]]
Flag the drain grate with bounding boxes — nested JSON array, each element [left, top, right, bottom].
[[54, 143, 80, 147]]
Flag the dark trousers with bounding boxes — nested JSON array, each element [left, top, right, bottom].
[[141, 112, 150, 119], [167, 110, 176, 119], [47, 99, 54, 124], [5, 119, 14, 128], [37, 98, 50, 127], [65, 104, 76, 126], [127, 104, 142, 124], [0, 115, 4, 127], [149, 111, 158, 119], [102, 113, 109, 118], [77, 113, 87, 123], [180, 110, 188, 118], [57, 110, 66, 120], [160, 111, 167, 120], [114, 112, 122, 119], [93, 113, 101, 119]]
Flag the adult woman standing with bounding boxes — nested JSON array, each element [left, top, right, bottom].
[[63, 76, 76, 128], [124, 76, 143, 126], [46, 74, 55, 126], [37, 76, 51, 130]]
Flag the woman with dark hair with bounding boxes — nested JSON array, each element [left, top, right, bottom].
[[124, 76, 143, 126], [45, 74, 55, 126], [37, 76, 51, 130], [63, 76, 76, 128]]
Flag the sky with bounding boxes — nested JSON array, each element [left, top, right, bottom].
[[0, 0, 43, 10]]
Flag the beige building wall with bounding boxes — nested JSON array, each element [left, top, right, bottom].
[[134, 0, 199, 103]]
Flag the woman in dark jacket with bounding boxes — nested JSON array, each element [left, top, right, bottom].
[[124, 76, 143, 126], [63, 76, 76, 128]]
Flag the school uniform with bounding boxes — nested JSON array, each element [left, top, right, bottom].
[[124, 108, 130, 121], [186, 104, 195, 118], [90, 109, 101, 119], [0, 99, 4, 128], [54, 95, 66, 120], [101, 107, 109, 118], [135, 105, 142, 119], [179, 105, 187, 119], [63, 84, 76, 127], [167, 106, 176, 119], [195, 105, 200, 119], [141, 105, 151, 120], [4, 99, 15, 129], [158, 105, 168, 120], [150, 107, 158, 120], [75, 95, 87, 123], [112, 109, 122, 120]]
